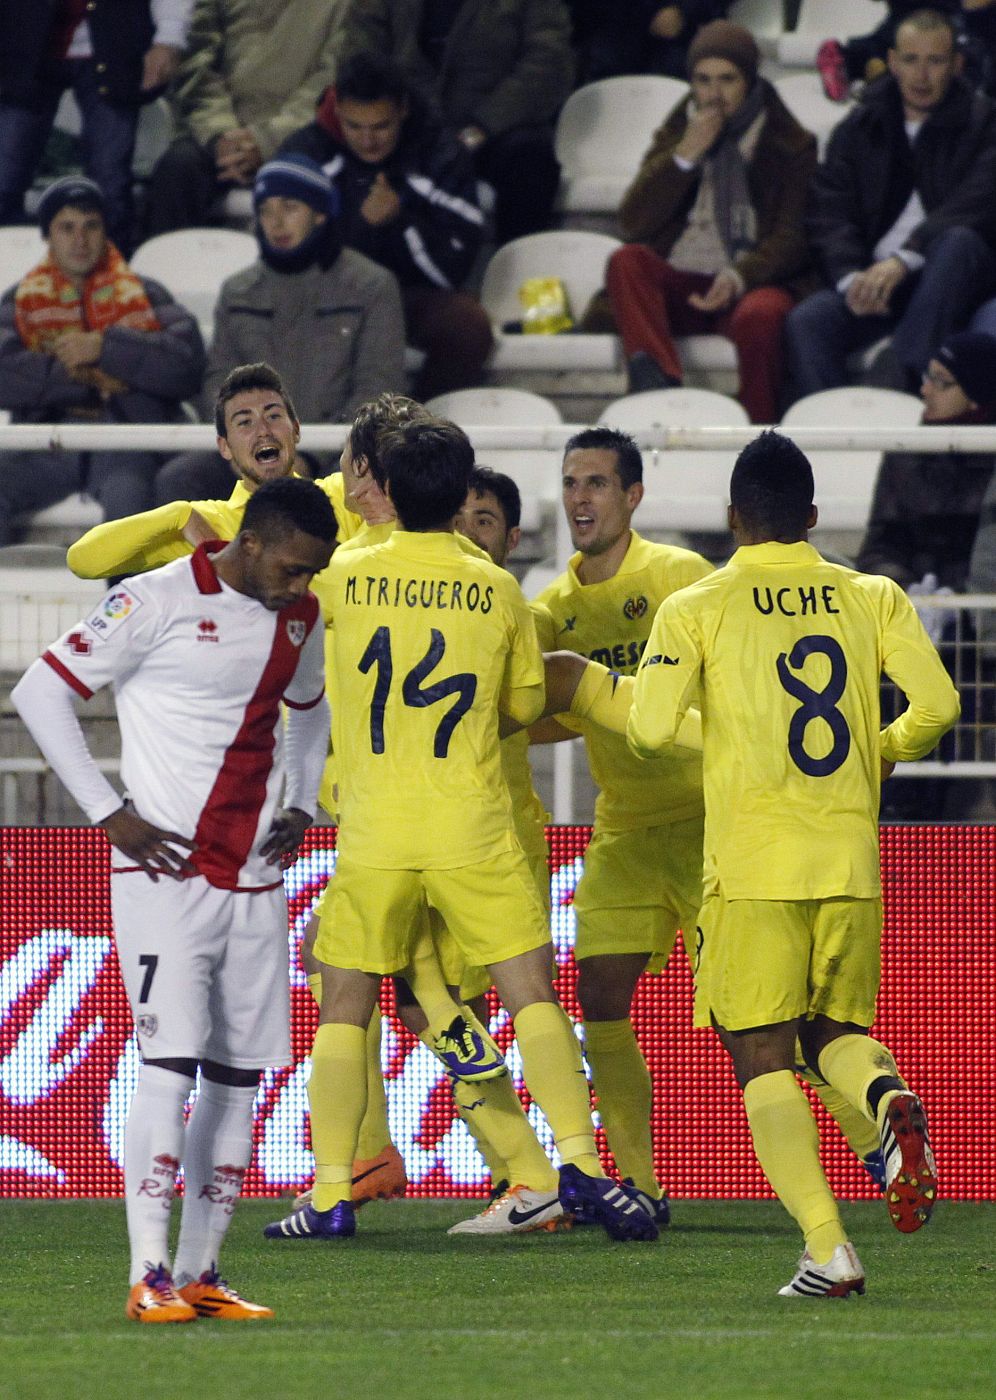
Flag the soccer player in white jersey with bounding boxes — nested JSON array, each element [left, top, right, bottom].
[[628, 432, 960, 1297], [12, 478, 336, 1323]]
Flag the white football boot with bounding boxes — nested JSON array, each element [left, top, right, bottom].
[[778, 1242, 866, 1298], [447, 1184, 568, 1235]]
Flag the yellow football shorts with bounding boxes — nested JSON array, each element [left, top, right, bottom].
[[315, 848, 550, 976], [573, 815, 704, 972], [693, 892, 883, 1032], [432, 842, 551, 1001]]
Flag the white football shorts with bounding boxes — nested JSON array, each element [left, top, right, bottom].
[[111, 871, 291, 1068]]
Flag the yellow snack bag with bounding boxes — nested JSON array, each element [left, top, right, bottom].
[[519, 277, 573, 335]]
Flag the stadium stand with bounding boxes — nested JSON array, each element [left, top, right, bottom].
[[554, 76, 689, 219], [773, 70, 855, 157], [598, 387, 750, 536], [775, 0, 882, 68], [129, 228, 256, 346], [426, 387, 562, 550], [780, 386, 925, 537]]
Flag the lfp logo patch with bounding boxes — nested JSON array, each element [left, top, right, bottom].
[[85, 585, 142, 641], [104, 589, 136, 620]]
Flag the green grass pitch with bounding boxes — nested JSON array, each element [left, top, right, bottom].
[[1, 1199, 993, 1399]]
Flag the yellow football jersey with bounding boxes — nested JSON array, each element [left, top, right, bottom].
[[66, 472, 362, 625], [326, 530, 545, 868], [534, 531, 711, 830], [628, 541, 961, 900]]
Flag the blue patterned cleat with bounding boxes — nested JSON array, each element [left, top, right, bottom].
[[431, 1015, 507, 1082], [558, 1164, 659, 1242], [622, 1178, 671, 1227], [861, 1149, 887, 1192], [263, 1200, 356, 1240]]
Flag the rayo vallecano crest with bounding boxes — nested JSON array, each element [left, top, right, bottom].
[[286, 620, 306, 646]]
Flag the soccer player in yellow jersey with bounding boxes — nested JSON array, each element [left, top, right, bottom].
[[533, 426, 712, 1222], [67, 362, 366, 591], [265, 419, 658, 1243], [628, 431, 960, 1297]]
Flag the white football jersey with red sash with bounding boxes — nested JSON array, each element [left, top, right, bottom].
[[42, 543, 325, 890]]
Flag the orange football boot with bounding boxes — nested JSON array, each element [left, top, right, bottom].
[[178, 1268, 273, 1320], [126, 1263, 197, 1323], [292, 1143, 409, 1211]]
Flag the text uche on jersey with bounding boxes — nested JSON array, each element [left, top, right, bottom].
[[344, 574, 495, 613], [752, 584, 841, 617]]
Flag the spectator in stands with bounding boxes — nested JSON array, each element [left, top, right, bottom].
[[0, 177, 204, 545], [153, 154, 405, 504], [0, 0, 193, 253], [857, 330, 996, 594], [785, 9, 996, 402], [337, 0, 574, 245], [815, 1, 961, 101], [280, 52, 492, 400], [573, 1, 730, 82], [141, 0, 343, 237], [602, 21, 817, 424]]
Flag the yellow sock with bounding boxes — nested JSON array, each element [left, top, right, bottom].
[[404, 926, 464, 1033], [583, 1019, 660, 1196], [817, 1034, 906, 1127], [355, 1006, 392, 1159], [451, 1072, 558, 1192], [513, 1001, 602, 1177], [307, 972, 322, 1007], [797, 1062, 881, 1160], [308, 1022, 367, 1211], [743, 1070, 847, 1265]]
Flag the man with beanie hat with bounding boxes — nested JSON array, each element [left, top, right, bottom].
[[604, 19, 818, 423], [0, 0, 192, 252], [786, 9, 996, 400], [858, 328, 996, 654], [0, 175, 204, 545], [153, 153, 405, 504]]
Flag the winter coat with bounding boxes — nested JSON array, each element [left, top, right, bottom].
[[807, 73, 996, 286], [280, 90, 485, 291], [618, 79, 819, 296], [0, 276, 205, 423], [338, 0, 575, 136], [169, 0, 343, 159]]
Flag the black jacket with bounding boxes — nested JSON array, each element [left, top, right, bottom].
[[0, 0, 156, 109], [807, 73, 996, 285], [280, 91, 485, 292]]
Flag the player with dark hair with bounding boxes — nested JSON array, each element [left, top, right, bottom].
[[11, 477, 336, 1322], [533, 424, 712, 1222], [266, 418, 659, 1244], [628, 429, 960, 1296]]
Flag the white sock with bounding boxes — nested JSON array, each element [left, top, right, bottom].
[[124, 1064, 193, 1286], [173, 1079, 257, 1287]]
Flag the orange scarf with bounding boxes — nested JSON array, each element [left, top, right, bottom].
[[14, 241, 160, 352]]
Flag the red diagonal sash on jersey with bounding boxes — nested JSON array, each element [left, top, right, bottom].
[[191, 595, 318, 888]]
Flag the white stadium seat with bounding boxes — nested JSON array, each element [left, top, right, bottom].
[[599, 388, 749, 532], [773, 72, 852, 158], [480, 231, 623, 373], [425, 387, 562, 426], [0, 560, 104, 674], [130, 228, 257, 344], [780, 387, 923, 531], [132, 99, 176, 180], [0, 225, 48, 294], [554, 76, 689, 214], [426, 388, 563, 535]]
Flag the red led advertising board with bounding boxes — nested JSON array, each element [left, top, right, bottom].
[[1, 825, 993, 1200]]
